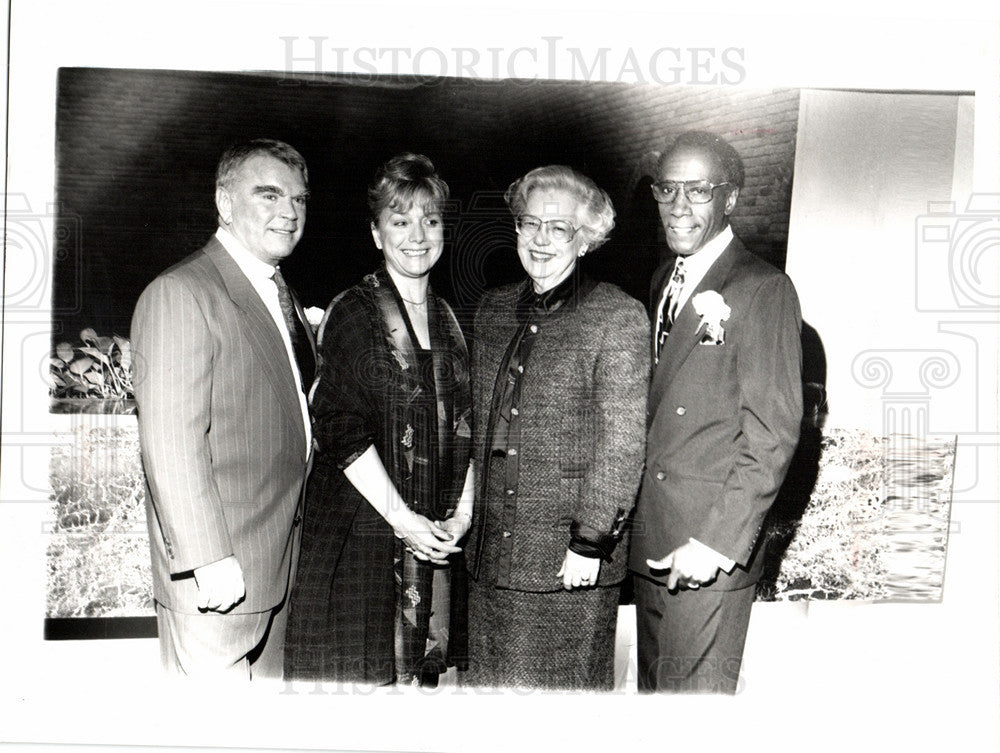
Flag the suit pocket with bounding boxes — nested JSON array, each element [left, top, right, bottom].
[[654, 468, 725, 520], [559, 461, 589, 480], [688, 341, 732, 358]]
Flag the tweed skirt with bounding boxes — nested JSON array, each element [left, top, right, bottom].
[[465, 577, 619, 691], [465, 456, 621, 691]]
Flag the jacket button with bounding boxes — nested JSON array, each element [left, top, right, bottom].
[[655, 471, 666, 481], [506, 489, 515, 496], [676, 406, 686, 415], [502, 531, 512, 538], [508, 448, 517, 456], [510, 408, 519, 416], [529, 324, 539, 334]]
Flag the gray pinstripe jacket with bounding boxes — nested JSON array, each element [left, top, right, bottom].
[[131, 237, 311, 614]]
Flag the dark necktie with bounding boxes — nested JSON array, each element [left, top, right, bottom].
[[655, 258, 686, 359], [272, 266, 315, 392]]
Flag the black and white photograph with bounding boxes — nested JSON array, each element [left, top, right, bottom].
[[2, 2, 999, 751]]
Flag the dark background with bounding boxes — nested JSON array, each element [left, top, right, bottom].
[[52, 68, 799, 341]]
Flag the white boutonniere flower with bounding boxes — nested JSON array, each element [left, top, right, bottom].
[[692, 291, 731, 344], [391, 349, 409, 370], [304, 306, 325, 332]]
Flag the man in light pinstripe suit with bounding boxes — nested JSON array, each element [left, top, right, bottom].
[[132, 139, 315, 679]]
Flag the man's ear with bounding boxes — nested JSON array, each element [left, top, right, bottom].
[[724, 186, 740, 216], [216, 186, 232, 225]]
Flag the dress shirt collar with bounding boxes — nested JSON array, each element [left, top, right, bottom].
[[215, 226, 277, 283], [671, 224, 733, 282]]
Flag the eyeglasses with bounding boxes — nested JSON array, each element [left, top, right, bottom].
[[650, 180, 732, 205], [515, 215, 580, 243]]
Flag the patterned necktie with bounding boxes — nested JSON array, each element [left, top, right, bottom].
[[656, 257, 686, 359], [272, 266, 315, 392]]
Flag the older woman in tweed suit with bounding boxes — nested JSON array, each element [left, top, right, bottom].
[[466, 165, 649, 690]]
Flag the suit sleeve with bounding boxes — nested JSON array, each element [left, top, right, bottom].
[[701, 274, 802, 565], [132, 275, 233, 574], [572, 298, 650, 557]]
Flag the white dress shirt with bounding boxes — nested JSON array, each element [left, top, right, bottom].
[[215, 227, 312, 456]]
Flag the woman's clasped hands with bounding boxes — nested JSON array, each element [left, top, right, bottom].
[[389, 507, 468, 565]]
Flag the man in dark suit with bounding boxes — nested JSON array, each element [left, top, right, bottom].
[[132, 139, 315, 679], [629, 131, 802, 693]]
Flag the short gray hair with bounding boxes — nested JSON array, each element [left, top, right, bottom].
[[504, 165, 616, 252], [216, 138, 308, 190]]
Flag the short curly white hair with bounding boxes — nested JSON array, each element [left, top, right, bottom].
[[504, 165, 616, 252]]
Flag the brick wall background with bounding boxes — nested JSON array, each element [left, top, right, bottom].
[[53, 68, 799, 339]]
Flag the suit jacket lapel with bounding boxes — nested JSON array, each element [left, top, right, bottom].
[[291, 292, 318, 359], [648, 258, 675, 316], [648, 237, 741, 427], [204, 239, 305, 439]]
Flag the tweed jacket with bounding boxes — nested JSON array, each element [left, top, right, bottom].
[[131, 237, 312, 614], [629, 236, 802, 591], [469, 278, 649, 592]]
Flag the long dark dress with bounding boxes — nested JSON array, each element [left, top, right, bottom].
[[465, 273, 649, 690], [284, 266, 471, 685]]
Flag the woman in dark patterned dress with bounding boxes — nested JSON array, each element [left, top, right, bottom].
[[285, 153, 473, 686], [465, 165, 649, 690]]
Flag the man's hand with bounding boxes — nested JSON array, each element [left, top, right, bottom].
[[557, 549, 601, 591], [193, 555, 246, 612], [647, 540, 725, 591]]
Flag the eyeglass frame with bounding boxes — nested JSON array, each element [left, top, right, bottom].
[[649, 179, 733, 205], [514, 214, 583, 243]]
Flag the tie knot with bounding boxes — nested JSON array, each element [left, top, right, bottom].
[[672, 258, 686, 284]]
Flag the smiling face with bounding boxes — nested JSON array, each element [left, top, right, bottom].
[[371, 192, 445, 280], [516, 187, 589, 293], [216, 153, 308, 266], [656, 145, 738, 257]]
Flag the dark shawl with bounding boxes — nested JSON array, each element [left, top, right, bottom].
[[286, 264, 471, 683]]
